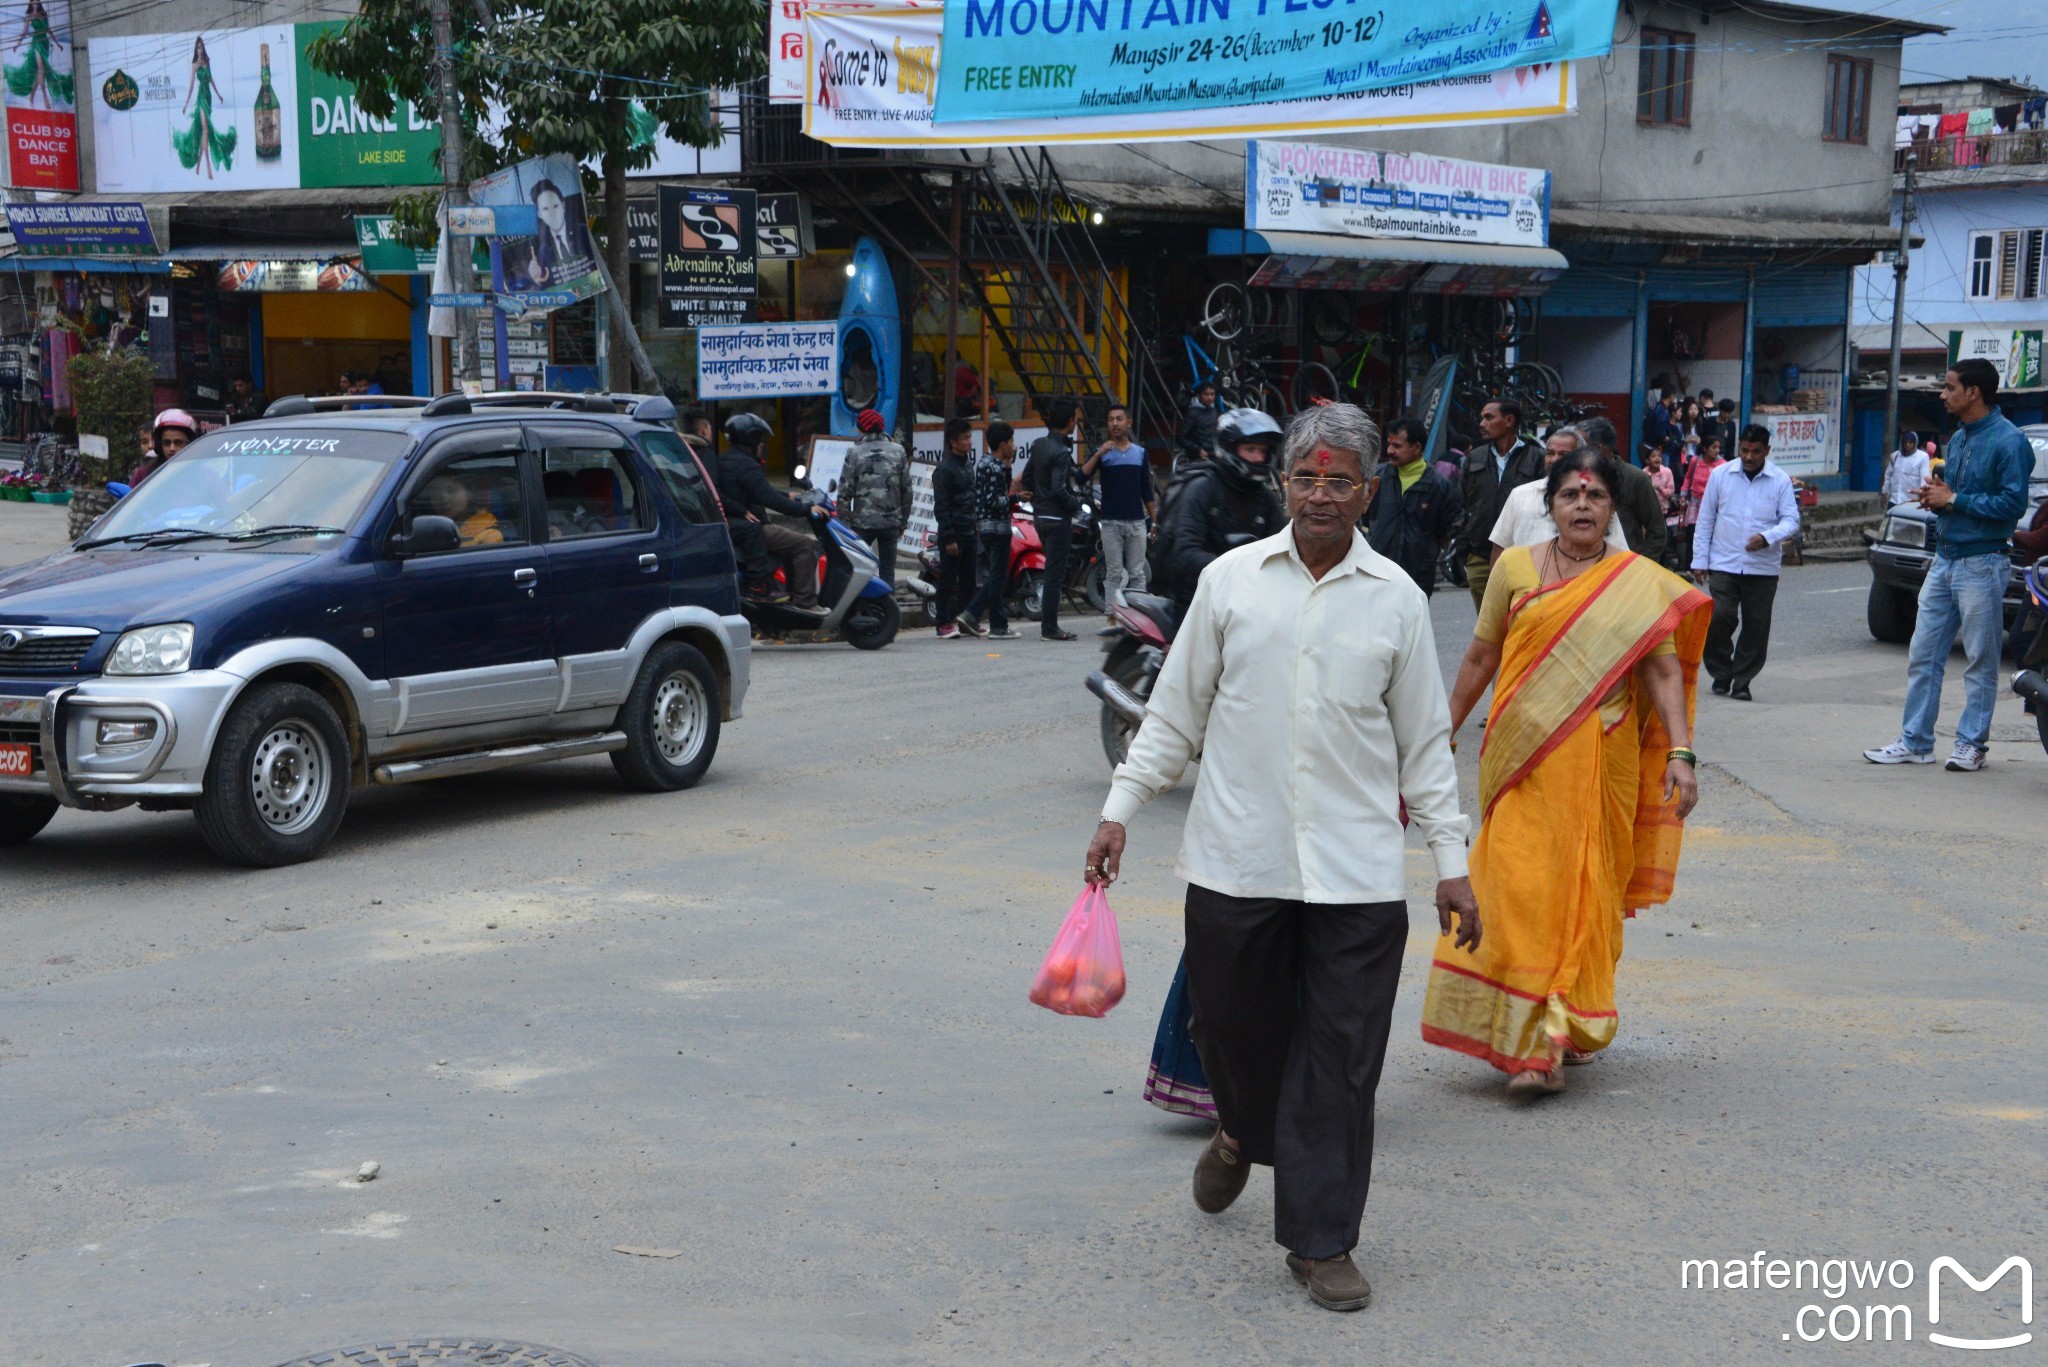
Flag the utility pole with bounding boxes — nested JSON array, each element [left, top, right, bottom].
[[1883, 153, 1916, 493], [433, 0, 480, 387]]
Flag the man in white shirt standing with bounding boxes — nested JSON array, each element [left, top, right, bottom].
[[1488, 425, 1629, 559], [1884, 429, 1931, 507], [1691, 422, 1802, 701], [1083, 403, 1480, 1314]]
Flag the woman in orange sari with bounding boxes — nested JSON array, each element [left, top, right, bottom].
[[1422, 447, 1711, 1098]]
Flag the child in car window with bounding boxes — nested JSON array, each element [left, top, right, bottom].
[[423, 474, 503, 547]]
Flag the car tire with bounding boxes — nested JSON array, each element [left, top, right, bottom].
[[0, 794, 59, 847], [1867, 578, 1916, 645], [841, 593, 900, 650], [195, 682, 351, 868], [613, 640, 721, 792]]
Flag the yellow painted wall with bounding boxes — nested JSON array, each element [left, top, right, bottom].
[[261, 279, 414, 340]]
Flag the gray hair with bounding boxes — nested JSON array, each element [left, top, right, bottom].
[[1546, 425, 1586, 452], [1281, 402, 1381, 474], [1573, 416, 1618, 454]]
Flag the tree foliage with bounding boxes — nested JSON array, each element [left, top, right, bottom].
[[65, 344, 155, 482]]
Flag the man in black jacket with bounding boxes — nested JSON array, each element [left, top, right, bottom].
[[1158, 407, 1285, 617], [714, 412, 821, 608], [1458, 398, 1544, 609], [1365, 416, 1463, 593], [1577, 416, 1669, 563], [1023, 396, 1099, 640], [931, 418, 980, 638]]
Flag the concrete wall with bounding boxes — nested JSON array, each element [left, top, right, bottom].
[[1051, 3, 1902, 226]]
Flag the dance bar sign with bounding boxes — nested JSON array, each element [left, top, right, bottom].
[[935, 0, 1617, 121], [4, 200, 154, 255], [3, 0, 79, 191]]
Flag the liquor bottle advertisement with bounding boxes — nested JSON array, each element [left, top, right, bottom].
[[0, 0, 77, 190], [88, 26, 298, 191]]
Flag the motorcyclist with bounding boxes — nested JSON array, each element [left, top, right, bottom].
[[713, 412, 822, 609], [1155, 407, 1285, 617], [131, 408, 198, 486]]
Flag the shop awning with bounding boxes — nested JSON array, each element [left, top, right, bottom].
[[1214, 229, 1569, 271], [164, 243, 360, 262], [1210, 228, 1567, 295]]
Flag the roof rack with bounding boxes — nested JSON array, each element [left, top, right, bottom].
[[465, 391, 618, 414], [262, 394, 426, 418]]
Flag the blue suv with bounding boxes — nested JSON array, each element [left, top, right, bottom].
[[0, 392, 750, 866]]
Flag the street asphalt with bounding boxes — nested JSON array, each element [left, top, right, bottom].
[[4, 499, 2045, 1364]]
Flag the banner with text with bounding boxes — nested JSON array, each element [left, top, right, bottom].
[[1247, 138, 1548, 248], [934, 0, 1615, 122], [294, 22, 437, 187], [806, 5, 1574, 146], [660, 185, 759, 329], [1949, 327, 2045, 391], [698, 321, 838, 398], [4, 200, 153, 254], [472, 153, 603, 308], [1761, 411, 1837, 478], [2, 0, 78, 190]]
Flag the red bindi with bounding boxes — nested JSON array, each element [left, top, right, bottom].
[[1315, 449, 1332, 467]]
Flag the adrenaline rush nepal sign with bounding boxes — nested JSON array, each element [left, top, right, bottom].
[[935, 0, 1617, 121], [1247, 138, 1550, 250]]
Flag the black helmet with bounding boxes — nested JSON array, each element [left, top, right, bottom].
[[1214, 407, 1283, 486], [724, 411, 773, 450]]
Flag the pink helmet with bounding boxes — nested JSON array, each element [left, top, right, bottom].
[[153, 407, 198, 439]]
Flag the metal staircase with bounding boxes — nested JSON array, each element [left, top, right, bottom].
[[954, 150, 1177, 436]]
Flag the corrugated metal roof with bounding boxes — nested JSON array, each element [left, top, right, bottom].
[[1551, 207, 1896, 250]]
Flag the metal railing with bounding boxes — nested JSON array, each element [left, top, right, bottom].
[[1897, 128, 2048, 172]]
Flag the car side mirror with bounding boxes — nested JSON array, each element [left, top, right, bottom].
[[391, 514, 460, 557]]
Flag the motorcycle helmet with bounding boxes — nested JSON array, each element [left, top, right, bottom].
[[724, 411, 773, 452], [1214, 407, 1283, 486], [152, 407, 199, 458]]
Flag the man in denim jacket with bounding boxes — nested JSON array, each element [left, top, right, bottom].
[[1865, 357, 2036, 771]]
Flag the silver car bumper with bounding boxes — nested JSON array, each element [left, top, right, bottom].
[[0, 671, 242, 805]]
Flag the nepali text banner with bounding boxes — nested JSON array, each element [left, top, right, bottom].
[[697, 321, 839, 399], [1247, 138, 1548, 248], [808, 5, 1573, 146], [934, 0, 1615, 122]]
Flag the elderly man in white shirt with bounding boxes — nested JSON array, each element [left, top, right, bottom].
[[1083, 403, 1480, 1314], [1690, 421, 1803, 700], [1488, 425, 1629, 559]]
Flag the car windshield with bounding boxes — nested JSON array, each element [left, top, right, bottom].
[[2030, 433, 2048, 482], [84, 429, 411, 548]]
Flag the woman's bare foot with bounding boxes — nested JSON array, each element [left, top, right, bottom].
[[1505, 1067, 1566, 1098]]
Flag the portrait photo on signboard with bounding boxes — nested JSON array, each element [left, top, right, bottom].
[[471, 151, 602, 303], [89, 26, 297, 191]]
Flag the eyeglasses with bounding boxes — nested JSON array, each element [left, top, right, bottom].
[[1285, 474, 1360, 498]]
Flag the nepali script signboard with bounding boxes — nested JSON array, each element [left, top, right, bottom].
[[1247, 139, 1549, 249], [808, 4, 1573, 145], [1761, 412, 1836, 478], [697, 322, 838, 400], [934, 0, 1615, 122]]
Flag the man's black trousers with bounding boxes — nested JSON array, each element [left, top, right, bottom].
[[1035, 516, 1071, 633], [1704, 570, 1779, 690], [935, 535, 978, 628], [726, 517, 771, 581], [1181, 884, 1407, 1260]]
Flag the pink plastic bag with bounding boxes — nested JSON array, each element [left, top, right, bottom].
[[1029, 885, 1127, 1018]]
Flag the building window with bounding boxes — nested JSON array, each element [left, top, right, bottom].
[[1637, 29, 1694, 127], [1969, 233, 1995, 299], [1823, 54, 1870, 143], [1974, 229, 2048, 301]]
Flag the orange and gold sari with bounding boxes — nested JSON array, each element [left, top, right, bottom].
[[1421, 551, 1711, 1075]]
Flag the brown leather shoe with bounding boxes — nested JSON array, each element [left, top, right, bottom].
[[1286, 1252, 1372, 1311], [1191, 1129, 1248, 1213]]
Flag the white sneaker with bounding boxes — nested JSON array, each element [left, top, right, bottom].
[[1863, 739, 1934, 765], [1945, 740, 1988, 772]]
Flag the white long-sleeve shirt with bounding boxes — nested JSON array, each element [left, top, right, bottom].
[[1885, 449, 1931, 506], [1690, 458, 1802, 576], [1100, 526, 1469, 904]]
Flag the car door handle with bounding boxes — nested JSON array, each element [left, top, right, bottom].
[[638, 553, 659, 570], [513, 567, 538, 585]]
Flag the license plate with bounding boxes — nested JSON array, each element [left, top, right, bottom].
[[0, 742, 31, 777]]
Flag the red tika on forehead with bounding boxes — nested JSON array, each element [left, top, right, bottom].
[[1315, 448, 1332, 467]]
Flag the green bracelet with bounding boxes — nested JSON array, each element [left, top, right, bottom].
[[1667, 748, 1697, 766]]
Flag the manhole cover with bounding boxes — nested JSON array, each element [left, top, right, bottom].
[[271, 1340, 595, 1367]]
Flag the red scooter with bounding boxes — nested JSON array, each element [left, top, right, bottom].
[[912, 497, 1049, 626]]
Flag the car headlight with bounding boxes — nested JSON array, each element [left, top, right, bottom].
[[104, 623, 195, 676], [1885, 516, 1928, 550]]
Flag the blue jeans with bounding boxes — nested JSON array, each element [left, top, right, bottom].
[[1902, 552, 2010, 751]]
